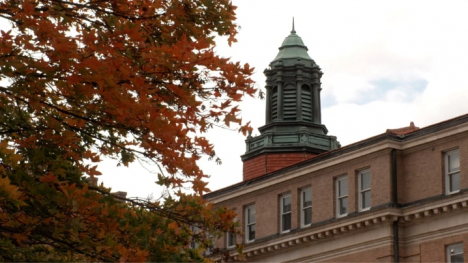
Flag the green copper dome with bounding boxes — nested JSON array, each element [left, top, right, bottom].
[[271, 28, 313, 62], [242, 19, 340, 163]]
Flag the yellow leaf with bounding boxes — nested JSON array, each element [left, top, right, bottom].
[[0, 176, 25, 206]]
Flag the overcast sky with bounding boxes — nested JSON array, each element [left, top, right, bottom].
[[4, 1, 468, 199], [101, 0, 468, 198]]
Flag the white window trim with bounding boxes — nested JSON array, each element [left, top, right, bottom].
[[300, 187, 312, 228], [445, 149, 461, 195], [245, 205, 255, 243], [280, 194, 292, 233], [336, 176, 348, 218], [358, 169, 371, 212], [447, 242, 464, 263]]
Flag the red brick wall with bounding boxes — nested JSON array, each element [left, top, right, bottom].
[[401, 231, 468, 262], [399, 136, 468, 203], [243, 152, 316, 181], [219, 150, 393, 244]]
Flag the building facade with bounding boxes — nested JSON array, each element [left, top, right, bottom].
[[205, 25, 468, 262]]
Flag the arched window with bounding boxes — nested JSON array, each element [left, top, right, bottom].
[[271, 86, 278, 121], [301, 84, 313, 121], [283, 84, 296, 120]]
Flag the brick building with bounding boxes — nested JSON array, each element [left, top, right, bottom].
[[204, 25, 468, 262]]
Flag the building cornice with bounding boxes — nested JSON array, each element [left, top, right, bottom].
[[214, 192, 468, 262]]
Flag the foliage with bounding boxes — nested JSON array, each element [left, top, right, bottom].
[[0, 0, 254, 261]]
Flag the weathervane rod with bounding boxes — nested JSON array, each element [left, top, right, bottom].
[[292, 17, 296, 33]]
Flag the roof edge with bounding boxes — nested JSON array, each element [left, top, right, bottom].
[[204, 113, 468, 200]]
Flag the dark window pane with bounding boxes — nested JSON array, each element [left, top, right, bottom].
[[339, 197, 348, 215], [248, 224, 255, 240], [282, 213, 291, 231], [451, 254, 464, 263], [362, 190, 371, 209], [303, 207, 312, 225], [227, 233, 236, 247]]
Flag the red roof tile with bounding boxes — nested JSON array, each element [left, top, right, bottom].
[[386, 122, 420, 135]]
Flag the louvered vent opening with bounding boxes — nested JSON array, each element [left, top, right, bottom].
[[271, 86, 278, 121], [283, 85, 296, 120], [301, 85, 312, 122]]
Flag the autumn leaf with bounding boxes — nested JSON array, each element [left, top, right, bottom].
[[0, 176, 25, 207], [0, 0, 253, 261]]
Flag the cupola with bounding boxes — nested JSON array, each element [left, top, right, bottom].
[[242, 20, 340, 181]]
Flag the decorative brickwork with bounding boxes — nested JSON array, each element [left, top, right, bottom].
[[243, 152, 316, 181]]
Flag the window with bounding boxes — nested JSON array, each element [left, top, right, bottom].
[[300, 187, 312, 227], [336, 176, 348, 217], [226, 217, 237, 249], [204, 232, 214, 256], [358, 169, 371, 211], [189, 226, 199, 249], [445, 149, 460, 194], [245, 205, 255, 243], [280, 194, 292, 233], [447, 243, 464, 263], [226, 232, 236, 248]]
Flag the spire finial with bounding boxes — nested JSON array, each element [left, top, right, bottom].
[[291, 17, 296, 33]]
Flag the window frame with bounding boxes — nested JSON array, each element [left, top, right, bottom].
[[226, 217, 237, 249], [445, 149, 461, 195], [189, 225, 199, 249], [280, 194, 292, 233], [358, 169, 371, 212], [300, 187, 312, 228], [447, 242, 464, 263], [336, 175, 349, 218], [226, 232, 236, 248], [244, 204, 255, 243]]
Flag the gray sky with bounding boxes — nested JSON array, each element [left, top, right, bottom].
[[3, 1, 468, 199]]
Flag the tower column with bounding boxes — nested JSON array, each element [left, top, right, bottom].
[[318, 85, 322, 124], [313, 83, 320, 124], [277, 80, 283, 121], [296, 81, 302, 120], [265, 86, 271, 123]]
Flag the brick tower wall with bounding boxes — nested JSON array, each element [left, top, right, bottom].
[[243, 152, 316, 181]]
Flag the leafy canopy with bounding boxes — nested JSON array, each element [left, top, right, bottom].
[[0, 0, 255, 261]]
